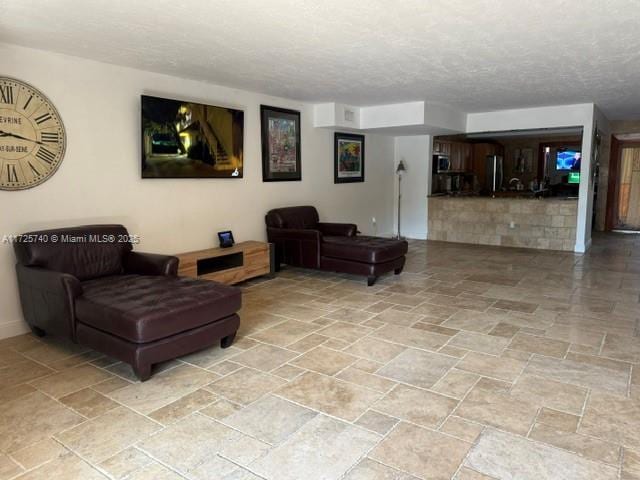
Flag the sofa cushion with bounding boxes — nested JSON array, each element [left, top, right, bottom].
[[76, 275, 241, 344], [13, 224, 132, 281], [321, 236, 408, 264], [265, 206, 319, 229]]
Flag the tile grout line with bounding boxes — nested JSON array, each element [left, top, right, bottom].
[[4, 243, 640, 479]]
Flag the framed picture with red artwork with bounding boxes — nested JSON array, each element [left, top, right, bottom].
[[334, 132, 365, 183], [260, 105, 301, 181]]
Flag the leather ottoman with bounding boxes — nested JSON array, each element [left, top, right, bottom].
[[321, 235, 408, 286], [76, 275, 241, 344], [74, 275, 241, 380]]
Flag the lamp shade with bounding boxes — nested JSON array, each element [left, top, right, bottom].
[[396, 160, 406, 174]]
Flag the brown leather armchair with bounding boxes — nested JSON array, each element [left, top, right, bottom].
[[14, 224, 241, 380], [266, 206, 407, 286]]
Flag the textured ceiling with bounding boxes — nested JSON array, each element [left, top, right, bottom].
[[2, 0, 639, 119]]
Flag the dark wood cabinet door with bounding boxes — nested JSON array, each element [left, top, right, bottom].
[[473, 144, 488, 186], [450, 143, 460, 171], [462, 143, 472, 172]]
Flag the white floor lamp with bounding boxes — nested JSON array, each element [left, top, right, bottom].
[[394, 159, 406, 239]]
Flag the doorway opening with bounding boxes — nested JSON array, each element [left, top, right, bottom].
[[615, 146, 640, 230], [606, 134, 640, 231]]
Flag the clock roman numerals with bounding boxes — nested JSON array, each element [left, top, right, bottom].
[[1, 77, 66, 190], [0, 85, 14, 104], [34, 113, 52, 125], [41, 132, 59, 143], [23, 95, 34, 110], [6, 164, 18, 183], [36, 147, 56, 164], [28, 161, 41, 177]]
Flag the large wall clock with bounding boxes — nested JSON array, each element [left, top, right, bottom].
[[0, 77, 66, 190]]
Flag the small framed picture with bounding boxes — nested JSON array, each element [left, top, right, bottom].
[[217, 231, 235, 248], [334, 132, 365, 183], [513, 148, 534, 174], [260, 105, 302, 182]]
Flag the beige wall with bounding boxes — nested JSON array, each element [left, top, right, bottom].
[[0, 43, 396, 338], [428, 197, 578, 251]]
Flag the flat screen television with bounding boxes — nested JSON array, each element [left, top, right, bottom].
[[556, 149, 581, 171], [141, 95, 244, 178]]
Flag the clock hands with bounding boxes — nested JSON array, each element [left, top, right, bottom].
[[0, 129, 45, 145]]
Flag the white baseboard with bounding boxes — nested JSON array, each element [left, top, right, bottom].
[[403, 233, 428, 240], [574, 237, 592, 253], [0, 320, 30, 340], [369, 231, 426, 240]]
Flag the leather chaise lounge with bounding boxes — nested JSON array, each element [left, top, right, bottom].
[[13, 224, 240, 381], [266, 206, 408, 286]]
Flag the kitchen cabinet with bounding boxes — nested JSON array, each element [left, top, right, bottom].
[[449, 143, 460, 171], [434, 140, 451, 156], [447, 142, 473, 172], [434, 139, 474, 172], [433, 139, 506, 188], [462, 143, 472, 171]]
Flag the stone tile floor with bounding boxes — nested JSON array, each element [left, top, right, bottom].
[[1, 232, 640, 479]]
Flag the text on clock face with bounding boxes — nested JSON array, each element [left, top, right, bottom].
[[0, 116, 22, 124], [0, 145, 29, 153]]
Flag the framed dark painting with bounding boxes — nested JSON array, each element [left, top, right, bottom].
[[334, 132, 365, 183], [260, 105, 301, 181], [141, 95, 244, 178]]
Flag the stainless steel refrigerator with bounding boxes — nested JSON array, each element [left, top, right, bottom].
[[485, 155, 504, 193]]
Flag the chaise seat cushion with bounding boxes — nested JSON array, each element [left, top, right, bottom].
[[75, 275, 241, 344], [321, 235, 408, 264]]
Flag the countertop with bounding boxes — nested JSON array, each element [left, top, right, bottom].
[[429, 193, 578, 201]]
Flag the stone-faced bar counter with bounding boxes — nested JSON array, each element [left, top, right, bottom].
[[427, 196, 578, 251]]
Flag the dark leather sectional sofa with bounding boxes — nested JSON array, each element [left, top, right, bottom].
[[266, 206, 408, 285], [13, 224, 240, 381]]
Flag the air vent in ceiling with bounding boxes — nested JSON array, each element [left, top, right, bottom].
[[344, 109, 355, 123]]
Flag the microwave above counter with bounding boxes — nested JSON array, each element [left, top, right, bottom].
[[433, 154, 451, 173], [433, 140, 474, 173], [432, 154, 470, 174]]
